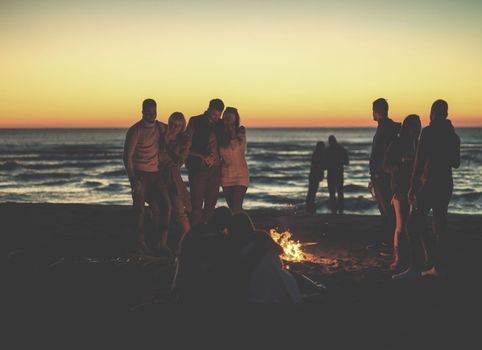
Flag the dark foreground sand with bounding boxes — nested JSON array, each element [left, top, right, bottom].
[[2, 203, 482, 341]]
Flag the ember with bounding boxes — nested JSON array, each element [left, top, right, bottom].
[[269, 228, 306, 262]]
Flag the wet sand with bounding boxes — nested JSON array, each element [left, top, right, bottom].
[[2, 203, 482, 341]]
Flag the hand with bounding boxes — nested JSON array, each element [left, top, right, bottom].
[[203, 154, 215, 168], [129, 177, 142, 194], [408, 188, 416, 206]]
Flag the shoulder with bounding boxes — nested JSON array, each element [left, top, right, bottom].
[[127, 121, 142, 135], [156, 121, 168, 132]]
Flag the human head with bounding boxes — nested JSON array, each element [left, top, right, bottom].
[[209, 206, 233, 234], [315, 141, 325, 153], [372, 98, 389, 121], [400, 114, 421, 140], [206, 98, 225, 123], [328, 135, 337, 147], [142, 98, 157, 123], [227, 212, 255, 240], [168, 112, 186, 137], [430, 99, 448, 122], [222, 107, 240, 131]]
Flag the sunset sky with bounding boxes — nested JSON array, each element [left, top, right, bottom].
[[1, 0, 481, 127]]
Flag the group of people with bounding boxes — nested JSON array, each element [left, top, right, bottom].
[[303, 98, 460, 280], [123, 95, 461, 304], [123, 98, 249, 257], [369, 98, 460, 280], [305, 135, 349, 215]]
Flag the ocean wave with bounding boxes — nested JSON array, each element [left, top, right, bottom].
[[101, 169, 126, 177], [14, 172, 78, 181]]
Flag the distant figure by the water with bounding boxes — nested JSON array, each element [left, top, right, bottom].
[[383, 114, 421, 270], [123, 98, 171, 256], [218, 107, 249, 214], [369, 98, 401, 242], [185, 98, 224, 226], [394, 100, 460, 280], [325, 135, 349, 214], [305, 141, 325, 214]]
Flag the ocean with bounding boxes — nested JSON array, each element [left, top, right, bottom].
[[0, 128, 481, 215]]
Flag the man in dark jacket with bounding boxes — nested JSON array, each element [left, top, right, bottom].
[[369, 98, 401, 242], [394, 100, 460, 280], [325, 135, 349, 214], [185, 99, 224, 226]]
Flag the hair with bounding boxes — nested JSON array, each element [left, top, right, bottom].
[[208, 98, 225, 112], [227, 212, 255, 240], [430, 99, 448, 121], [218, 107, 241, 147], [328, 135, 337, 146], [168, 112, 186, 131], [400, 114, 421, 140], [209, 206, 233, 232], [142, 98, 156, 111], [372, 98, 389, 117]]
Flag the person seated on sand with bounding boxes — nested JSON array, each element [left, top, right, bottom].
[[227, 212, 302, 304], [123, 98, 171, 257], [171, 207, 233, 304], [305, 142, 326, 215]]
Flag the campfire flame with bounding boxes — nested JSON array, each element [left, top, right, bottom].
[[269, 228, 306, 262]]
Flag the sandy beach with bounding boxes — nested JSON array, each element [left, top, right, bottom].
[[3, 202, 482, 338]]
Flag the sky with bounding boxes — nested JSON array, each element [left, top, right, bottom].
[[1, 0, 481, 127]]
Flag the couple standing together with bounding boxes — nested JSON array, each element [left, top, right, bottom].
[[123, 98, 249, 255]]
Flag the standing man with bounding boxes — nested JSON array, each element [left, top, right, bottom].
[[123, 98, 171, 256], [394, 100, 460, 279], [325, 135, 349, 214], [185, 98, 224, 226], [369, 98, 400, 242]]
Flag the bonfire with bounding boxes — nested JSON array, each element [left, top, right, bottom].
[[269, 228, 306, 262]]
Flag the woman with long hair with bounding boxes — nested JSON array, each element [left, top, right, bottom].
[[217, 107, 249, 214], [383, 114, 422, 270], [162, 112, 192, 248]]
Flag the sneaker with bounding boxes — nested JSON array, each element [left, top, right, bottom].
[[421, 267, 446, 278], [392, 269, 422, 281]]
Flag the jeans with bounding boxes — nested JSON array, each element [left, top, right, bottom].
[[188, 165, 221, 226]]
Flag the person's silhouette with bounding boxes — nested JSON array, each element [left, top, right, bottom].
[[325, 135, 349, 214], [393, 100, 460, 280], [369, 98, 401, 242], [305, 142, 325, 214]]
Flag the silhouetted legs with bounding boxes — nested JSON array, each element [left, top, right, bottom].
[[406, 183, 452, 272], [306, 174, 321, 214], [132, 171, 171, 253], [327, 172, 344, 214], [372, 175, 395, 243], [391, 196, 409, 270], [223, 185, 247, 214], [189, 165, 221, 226]]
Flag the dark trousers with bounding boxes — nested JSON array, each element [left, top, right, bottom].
[[327, 173, 344, 214], [223, 185, 247, 214], [372, 175, 395, 242], [131, 171, 171, 245], [306, 174, 322, 213], [188, 165, 221, 226], [406, 182, 453, 271]]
